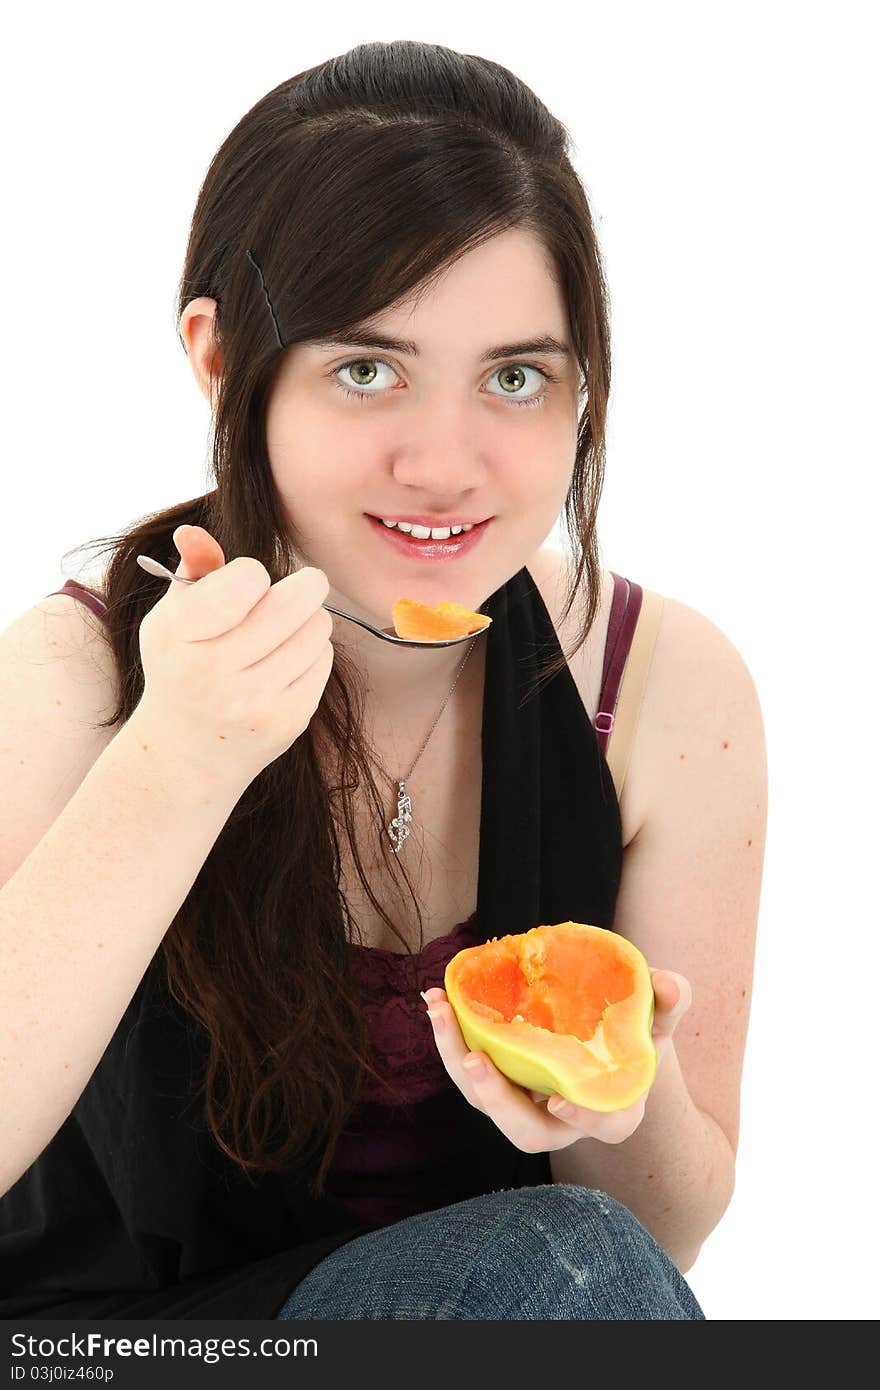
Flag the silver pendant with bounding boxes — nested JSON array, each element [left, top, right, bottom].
[[387, 780, 413, 854]]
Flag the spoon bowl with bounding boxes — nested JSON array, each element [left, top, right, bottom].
[[135, 555, 489, 649]]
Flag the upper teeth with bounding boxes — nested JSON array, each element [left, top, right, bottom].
[[380, 519, 475, 539]]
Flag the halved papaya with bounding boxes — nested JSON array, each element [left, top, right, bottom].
[[444, 921, 657, 1112], [392, 597, 492, 641]]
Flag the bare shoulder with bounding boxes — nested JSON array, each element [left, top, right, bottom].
[[9, 580, 118, 728], [525, 552, 764, 849], [0, 586, 120, 887], [33, 571, 109, 644], [638, 592, 765, 758]]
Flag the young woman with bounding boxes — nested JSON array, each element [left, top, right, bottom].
[[0, 40, 766, 1321]]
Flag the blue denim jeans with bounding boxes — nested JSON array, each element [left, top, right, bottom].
[[276, 1184, 705, 1320]]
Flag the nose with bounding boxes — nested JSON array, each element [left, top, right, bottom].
[[388, 405, 490, 497]]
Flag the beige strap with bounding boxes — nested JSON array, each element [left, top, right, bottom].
[[605, 589, 665, 804]]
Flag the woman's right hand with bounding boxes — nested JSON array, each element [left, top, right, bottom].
[[128, 524, 335, 789]]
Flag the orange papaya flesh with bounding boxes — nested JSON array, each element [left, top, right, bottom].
[[392, 597, 492, 641], [444, 921, 657, 1112]]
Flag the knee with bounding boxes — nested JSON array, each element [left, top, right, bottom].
[[461, 1183, 671, 1317], [276, 1185, 703, 1320]]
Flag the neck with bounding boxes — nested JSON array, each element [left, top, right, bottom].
[[364, 634, 485, 800]]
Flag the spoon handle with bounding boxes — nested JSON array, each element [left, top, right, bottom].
[[136, 555, 196, 584]]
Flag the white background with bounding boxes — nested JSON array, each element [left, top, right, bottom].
[[1, 2, 877, 1321]]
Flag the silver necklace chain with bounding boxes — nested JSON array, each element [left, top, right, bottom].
[[384, 635, 478, 854]]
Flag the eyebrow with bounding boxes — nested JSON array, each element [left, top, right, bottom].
[[308, 328, 577, 364]]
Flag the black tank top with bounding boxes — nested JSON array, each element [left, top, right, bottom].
[[1, 564, 634, 1319]]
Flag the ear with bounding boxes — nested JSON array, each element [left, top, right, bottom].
[[179, 296, 224, 408]]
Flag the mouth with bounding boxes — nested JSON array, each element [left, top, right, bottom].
[[365, 514, 492, 561]]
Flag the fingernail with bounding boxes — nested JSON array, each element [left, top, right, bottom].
[[462, 1056, 485, 1076], [549, 1098, 574, 1117]]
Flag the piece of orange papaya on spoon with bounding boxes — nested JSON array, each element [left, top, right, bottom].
[[392, 597, 492, 641]]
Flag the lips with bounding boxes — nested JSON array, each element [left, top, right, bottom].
[[366, 513, 491, 560]]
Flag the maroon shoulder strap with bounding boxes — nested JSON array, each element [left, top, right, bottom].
[[45, 578, 109, 621], [594, 572, 643, 755]]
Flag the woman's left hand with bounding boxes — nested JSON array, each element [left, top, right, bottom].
[[421, 970, 692, 1153]]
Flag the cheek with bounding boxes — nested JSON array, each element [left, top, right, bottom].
[[507, 443, 574, 500], [267, 420, 362, 501], [265, 384, 344, 462]]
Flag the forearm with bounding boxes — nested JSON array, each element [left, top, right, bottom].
[[548, 1041, 735, 1274], [0, 718, 244, 1198]]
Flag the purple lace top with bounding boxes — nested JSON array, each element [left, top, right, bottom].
[[326, 912, 482, 1227]]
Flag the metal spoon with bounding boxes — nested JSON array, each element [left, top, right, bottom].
[[135, 555, 490, 649]]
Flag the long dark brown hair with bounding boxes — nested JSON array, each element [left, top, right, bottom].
[[63, 40, 612, 1196]]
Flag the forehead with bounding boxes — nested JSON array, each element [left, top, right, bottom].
[[301, 228, 575, 360]]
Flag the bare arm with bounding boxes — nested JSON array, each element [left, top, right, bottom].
[[0, 716, 245, 1198]]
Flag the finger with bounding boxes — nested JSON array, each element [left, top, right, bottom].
[[581, 1095, 647, 1144], [651, 970, 692, 1023], [421, 991, 507, 1101], [422, 995, 492, 1104], [422, 996, 615, 1151], [172, 524, 226, 577]]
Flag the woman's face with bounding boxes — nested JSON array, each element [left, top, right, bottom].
[[264, 226, 584, 626]]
